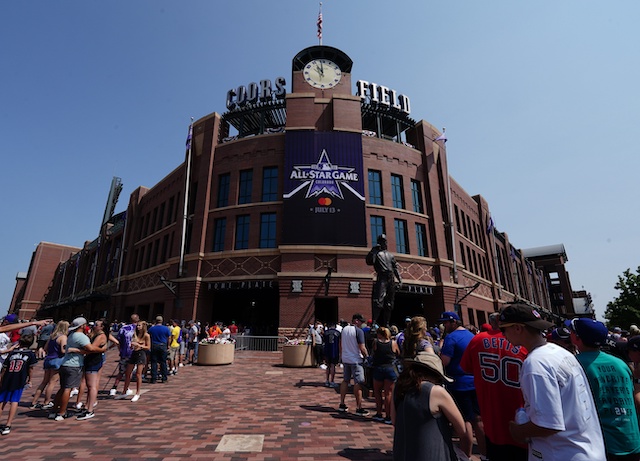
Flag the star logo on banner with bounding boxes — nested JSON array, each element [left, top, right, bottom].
[[289, 149, 359, 200]]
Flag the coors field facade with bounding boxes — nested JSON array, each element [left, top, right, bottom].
[[27, 45, 569, 336]]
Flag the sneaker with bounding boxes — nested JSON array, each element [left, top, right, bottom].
[[75, 402, 84, 410], [330, 382, 339, 388], [125, 389, 134, 396], [131, 394, 140, 402], [42, 402, 54, 410], [30, 403, 42, 410], [76, 411, 95, 421], [70, 388, 79, 397], [109, 388, 117, 397], [178, 363, 184, 367], [384, 417, 392, 425], [1, 426, 10, 435], [324, 381, 330, 387], [372, 413, 384, 422], [54, 414, 65, 421], [338, 403, 348, 412], [355, 408, 370, 417], [320, 364, 327, 370]]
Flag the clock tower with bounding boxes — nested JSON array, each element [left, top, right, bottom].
[[286, 46, 362, 133]]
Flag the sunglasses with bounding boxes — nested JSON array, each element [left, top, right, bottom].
[[499, 323, 522, 334]]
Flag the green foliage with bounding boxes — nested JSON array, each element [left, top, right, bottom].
[[604, 266, 640, 329]]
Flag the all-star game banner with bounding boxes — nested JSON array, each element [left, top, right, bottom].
[[283, 131, 366, 246]]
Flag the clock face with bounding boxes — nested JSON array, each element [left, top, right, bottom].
[[303, 59, 342, 89]]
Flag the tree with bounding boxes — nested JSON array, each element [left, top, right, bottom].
[[604, 266, 640, 329]]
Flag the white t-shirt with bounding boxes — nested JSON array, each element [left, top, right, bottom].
[[0, 332, 11, 366], [520, 342, 605, 461]]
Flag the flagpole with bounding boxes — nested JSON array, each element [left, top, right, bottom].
[[178, 118, 194, 278]]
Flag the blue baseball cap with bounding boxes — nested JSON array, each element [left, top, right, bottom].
[[569, 318, 608, 348], [437, 312, 460, 323]]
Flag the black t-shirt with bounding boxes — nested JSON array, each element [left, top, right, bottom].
[[1, 348, 37, 392]]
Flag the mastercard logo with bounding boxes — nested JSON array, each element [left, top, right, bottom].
[[318, 197, 332, 206]]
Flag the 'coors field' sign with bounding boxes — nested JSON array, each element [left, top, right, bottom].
[[282, 131, 366, 246]]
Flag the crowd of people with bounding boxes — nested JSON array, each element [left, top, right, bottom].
[[307, 307, 640, 461], [0, 313, 239, 436]]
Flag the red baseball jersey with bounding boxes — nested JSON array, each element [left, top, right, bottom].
[[460, 329, 528, 447]]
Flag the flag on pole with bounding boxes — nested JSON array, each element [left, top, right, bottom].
[[486, 215, 495, 235], [434, 127, 447, 142], [317, 3, 323, 41], [186, 124, 193, 150]]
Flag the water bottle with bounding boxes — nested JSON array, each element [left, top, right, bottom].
[[515, 407, 529, 425]]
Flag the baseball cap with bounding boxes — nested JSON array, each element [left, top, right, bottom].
[[549, 326, 571, 341], [404, 317, 411, 323], [437, 312, 460, 323], [352, 313, 365, 322], [404, 351, 453, 383], [156, 315, 164, 323], [4, 314, 18, 323], [569, 318, 608, 347], [498, 304, 553, 330], [613, 327, 622, 333], [69, 317, 88, 331]]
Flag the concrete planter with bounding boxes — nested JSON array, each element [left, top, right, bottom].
[[282, 344, 314, 367], [197, 342, 234, 365]]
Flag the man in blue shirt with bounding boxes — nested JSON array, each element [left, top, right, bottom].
[[148, 316, 171, 384]]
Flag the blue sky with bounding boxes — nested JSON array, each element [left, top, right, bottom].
[[2, 1, 638, 320]]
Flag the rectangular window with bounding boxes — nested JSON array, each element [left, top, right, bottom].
[[213, 218, 226, 252], [394, 219, 409, 254], [238, 169, 253, 205], [411, 180, 424, 213], [391, 174, 405, 209], [235, 215, 250, 250], [261, 167, 278, 202], [368, 170, 383, 205], [415, 223, 428, 257], [259, 213, 277, 248], [370, 216, 385, 244], [217, 173, 230, 208], [166, 197, 175, 226]]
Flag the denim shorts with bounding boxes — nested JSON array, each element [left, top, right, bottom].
[[373, 365, 398, 382], [342, 363, 365, 385]]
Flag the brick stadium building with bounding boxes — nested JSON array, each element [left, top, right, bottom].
[[10, 45, 577, 335]]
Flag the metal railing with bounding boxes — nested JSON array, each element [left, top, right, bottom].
[[233, 335, 288, 352]]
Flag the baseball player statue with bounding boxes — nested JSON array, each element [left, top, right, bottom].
[[366, 234, 402, 327]]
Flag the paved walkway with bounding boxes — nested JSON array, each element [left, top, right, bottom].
[[0, 350, 483, 460]]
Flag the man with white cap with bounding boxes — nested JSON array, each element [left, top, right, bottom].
[[50, 317, 102, 421], [500, 303, 606, 461]]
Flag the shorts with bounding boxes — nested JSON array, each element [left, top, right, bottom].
[[324, 355, 340, 365], [59, 366, 83, 389], [168, 346, 179, 361], [342, 362, 365, 385], [450, 389, 481, 422], [187, 342, 197, 351], [37, 339, 48, 349], [373, 365, 398, 382], [128, 350, 146, 365], [118, 357, 129, 375], [84, 356, 105, 373], [179, 342, 186, 355], [43, 357, 63, 370], [0, 388, 24, 403]]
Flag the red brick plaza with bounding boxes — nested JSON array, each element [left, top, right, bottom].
[[1, 350, 482, 460]]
